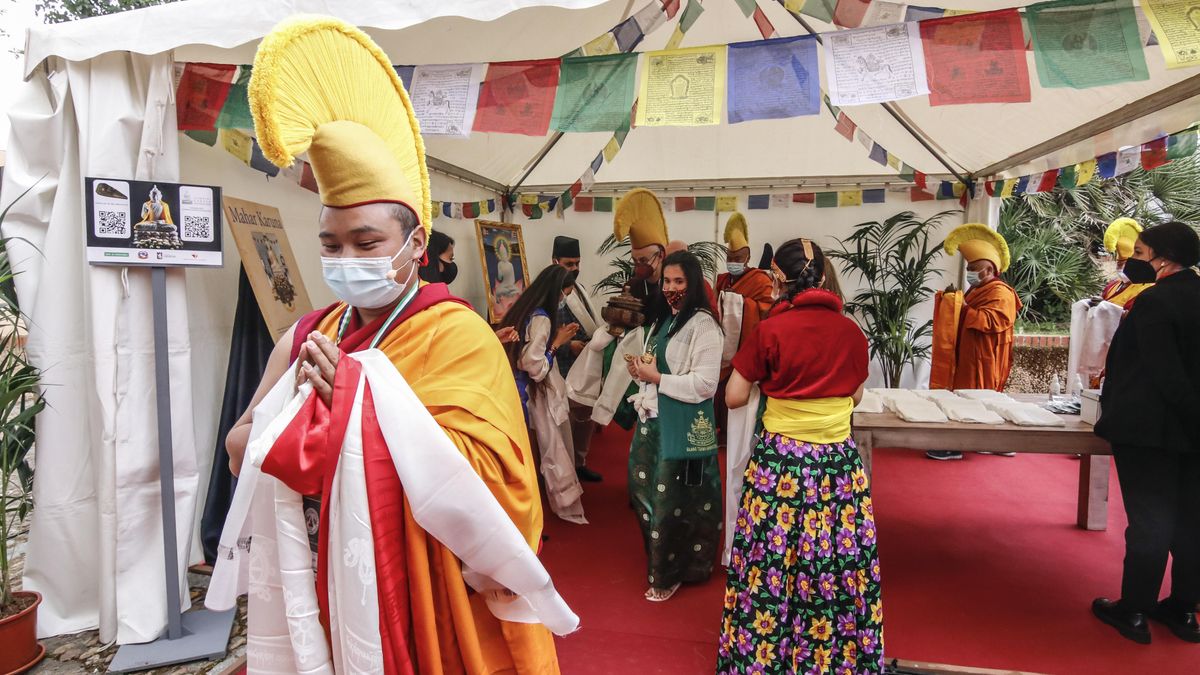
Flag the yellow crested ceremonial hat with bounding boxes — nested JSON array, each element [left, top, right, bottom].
[[1103, 217, 1142, 260], [249, 15, 431, 234], [614, 188, 668, 250], [944, 223, 1010, 273], [724, 212, 750, 252]]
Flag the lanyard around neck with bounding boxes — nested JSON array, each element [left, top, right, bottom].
[[336, 282, 421, 350]]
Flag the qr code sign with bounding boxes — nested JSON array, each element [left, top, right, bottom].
[[96, 210, 129, 238], [182, 214, 213, 242]]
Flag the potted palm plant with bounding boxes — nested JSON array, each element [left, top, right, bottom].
[[0, 186, 47, 674]]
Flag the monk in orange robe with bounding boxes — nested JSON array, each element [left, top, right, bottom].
[[714, 213, 774, 426]]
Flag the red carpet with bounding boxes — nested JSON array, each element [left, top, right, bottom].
[[542, 426, 1200, 674]]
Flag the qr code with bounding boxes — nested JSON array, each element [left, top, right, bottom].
[[182, 214, 212, 242], [96, 210, 128, 238]]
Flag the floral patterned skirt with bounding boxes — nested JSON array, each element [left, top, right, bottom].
[[717, 433, 884, 675]]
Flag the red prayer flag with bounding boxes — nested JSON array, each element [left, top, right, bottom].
[[752, 6, 776, 38], [910, 187, 935, 201], [569, 180, 584, 198], [472, 59, 560, 136], [793, 193, 816, 204], [833, 0, 870, 28], [913, 171, 928, 190], [675, 196, 696, 212], [176, 63, 237, 131], [573, 196, 594, 212], [1141, 137, 1169, 171], [661, 0, 680, 19], [1036, 170, 1059, 193], [834, 113, 856, 141], [985, 181, 997, 197], [462, 202, 477, 219], [919, 9, 1030, 107]]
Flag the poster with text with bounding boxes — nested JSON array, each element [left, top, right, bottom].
[[223, 196, 313, 340], [85, 177, 223, 267]]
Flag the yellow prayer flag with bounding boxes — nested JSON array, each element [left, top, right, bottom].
[[784, 0, 806, 11], [520, 193, 539, 205], [886, 153, 901, 170], [838, 190, 863, 207], [1141, 0, 1200, 69], [583, 33, 619, 56], [635, 45, 727, 128], [666, 25, 686, 50], [952, 182, 966, 198], [219, 129, 252, 165], [1000, 179, 1017, 198], [716, 195, 738, 212], [1076, 159, 1097, 186], [603, 137, 622, 162]]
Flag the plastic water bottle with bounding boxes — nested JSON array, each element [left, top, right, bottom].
[[1070, 374, 1084, 398], [1050, 373, 1062, 398]]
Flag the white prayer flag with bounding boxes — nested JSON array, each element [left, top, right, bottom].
[[409, 63, 485, 137], [824, 23, 930, 106], [863, 1, 906, 27], [1115, 146, 1141, 176], [633, 1, 668, 35], [771, 194, 791, 209]]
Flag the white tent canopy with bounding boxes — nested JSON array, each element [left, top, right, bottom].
[[4, 0, 1195, 647]]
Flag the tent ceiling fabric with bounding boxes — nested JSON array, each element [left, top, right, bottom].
[[25, 0, 1199, 187]]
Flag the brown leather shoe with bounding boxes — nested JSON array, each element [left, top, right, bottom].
[[1150, 600, 1200, 643], [1092, 598, 1151, 644]]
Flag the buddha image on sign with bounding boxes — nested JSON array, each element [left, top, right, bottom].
[[251, 231, 298, 310], [132, 185, 183, 249]]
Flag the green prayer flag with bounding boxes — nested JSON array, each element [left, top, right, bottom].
[[216, 66, 254, 130], [560, 190, 574, 211], [594, 196, 614, 212], [1167, 128, 1198, 160], [695, 196, 716, 211], [551, 53, 638, 133], [734, 0, 757, 17], [801, 0, 836, 24], [815, 192, 838, 208], [679, 0, 705, 33], [1057, 165, 1078, 188], [1027, 0, 1148, 89], [899, 163, 915, 181], [184, 129, 218, 147]]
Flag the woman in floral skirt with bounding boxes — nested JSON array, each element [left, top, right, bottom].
[[717, 238, 883, 674]]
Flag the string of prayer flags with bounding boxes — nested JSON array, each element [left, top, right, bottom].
[[473, 59, 561, 136], [838, 189, 864, 206], [614, 16, 646, 52], [833, 112, 857, 140], [215, 66, 253, 130], [695, 196, 717, 210], [636, 45, 727, 127], [824, 23, 930, 106], [863, 188, 887, 203], [1167, 126, 1198, 159], [735, 0, 758, 17], [910, 187, 935, 201], [176, 63, 236, 131], [552, 53, 639, 132], [906, 5, 946, 22], [920, 9, 1031, 106], [1026, 0, 1149, 90], [219, 128, 252, 165], [797, 0, 837, 24], [675, 196, 695, 211], [727, 36, 820, 123], [753, 4, 780, 39], [410, 63, 486, 137], [748, 194, 771, 209], [594, 197, 615, 212], [1115, 145, 1142, 175], [1096, 151, 1119, 179], [1140, 0, 1200, 68]]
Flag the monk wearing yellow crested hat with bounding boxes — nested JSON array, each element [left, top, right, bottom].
[[1100, 217, 1155, 310], [214, 16, 571, 673], [714, 212, 774, 425]]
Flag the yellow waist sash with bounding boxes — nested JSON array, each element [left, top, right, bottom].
[[762, 396, 855, 445]]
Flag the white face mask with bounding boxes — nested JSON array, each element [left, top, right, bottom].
[[321, 228, 419, 309], [726, 262, 746, 276], [964, 270, 982, 288]]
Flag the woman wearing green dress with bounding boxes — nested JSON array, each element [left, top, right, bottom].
[[626, 250, 724, 602]]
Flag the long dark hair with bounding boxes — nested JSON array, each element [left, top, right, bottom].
[[653, 251, 716, 337], [418, 230, 455, 283], [499, 264, 576, 371], [775, 238, 826, 300]]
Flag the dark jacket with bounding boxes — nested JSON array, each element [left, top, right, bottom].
[[1095, 269, 1200, 453]]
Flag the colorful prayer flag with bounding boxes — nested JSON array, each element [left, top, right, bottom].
[[662, 0, 681, 19], [834, 112, 857, 141], [920, 9, 1031, 106], [695, 196, 717, 211], [603, 137, 622, 162], [801, 0, 837, 23], [839, 190, 864, 206], [913, 171, 928, 189], [300, 162, 319, 193], [1076, 159, 1098, 185], [658, 197, 674, 212], [634, 2, 669, 35], [937, 181, 957, 199], [1035, 169, 1060, 193], [410, 63, 485, 137], [863, 0, 906, 26], [613, 17, 645, 53], [1057, 165, 1078, 188], [748, 194, 770, 209], [727, 36, 820, 124], [716, 195, 739, 212], [675, 196, 696, 211], [473, 59, 561, 136], [1167, 127, 1198, 159], [1026, 0, 1149, 90], [679, 0, 705, 32], [1115, 146, 1141, 175], [219, 129, 252, 165], [552, 53, 639, 132], [1141, 136, 1169, 170], [594, 196, 614, 212], [636, 45, 727, 127], [583, 33, 620, 56], [666, 26, 686, 50], [176, 63, 237, 131], [249, 138, 279, 177], [574, 196, 595, 212], [753, 6, 777, 38], [824, 22, 930, 106], [868, 143, 888, 165], [1140, 0, 1200, 69], [215, 66, 253, 130], [735, 0, 758, 16], [184, 129, 218, 147], [1013, 176, 1031, 195], [910, 187, 935, 201], [834, 0, 871, 28], [1000, 178, 1017, 197], [905, 5, 946, 22], [394, 66, 415, 90], [815, 192, 838, 208], [863, 188, 886, 203], [793, 192, 816, 203], [886, 153, 902, 170], [771, 194, 791, 209]]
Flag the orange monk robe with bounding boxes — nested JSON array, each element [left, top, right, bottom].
[[314, 301, 559, 675], [930, 280, 1022, 391], [715, 268, 775, 375], [1101, 279, 1153, 311]]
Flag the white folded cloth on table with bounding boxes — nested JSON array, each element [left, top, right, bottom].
[[935, 397, 1006, 424], [885, 396, 949, 423], [981, 400, 1066, 427], [954, 389, 1014, 402], [871, 388, 922, 409], [913, 389, 963, 402], [854, 390, 884, 414]]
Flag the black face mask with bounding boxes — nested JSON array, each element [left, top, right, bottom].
[[440, 261, 458, 285], [1123, 257, 1157, 284]]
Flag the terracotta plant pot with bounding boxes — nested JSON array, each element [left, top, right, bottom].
[[0, 591, 44, 675]]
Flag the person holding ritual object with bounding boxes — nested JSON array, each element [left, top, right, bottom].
[[211, 16, 573, 673], [552, 235, 604, 482]]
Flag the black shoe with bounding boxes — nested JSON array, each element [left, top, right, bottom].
[[1092, 598, 1151, 644], [1150, 600, 1200, 643], [576, 466, 603, 482], [925, 451, 963, 461]]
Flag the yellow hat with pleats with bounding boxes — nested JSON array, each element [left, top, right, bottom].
[[1103, 218, 1142, 260], [614, 188, 668, 250], [945, 223, 1010, 273], [724, 212, 750, 252], [249, 15, 431, 234]]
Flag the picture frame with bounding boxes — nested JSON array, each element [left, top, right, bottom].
[[475, 219, 530, 324]]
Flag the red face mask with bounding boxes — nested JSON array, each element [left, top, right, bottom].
[[664, 289, 687, 310], [633, 262, 656, 281]]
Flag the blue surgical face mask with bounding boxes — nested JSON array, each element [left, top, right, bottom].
[[726, 262, 746, 276], [964, 270, 982, 288], [321, 228, 419, 309]]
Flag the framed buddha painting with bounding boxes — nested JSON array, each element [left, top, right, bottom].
[[474, 220, 529, 324]]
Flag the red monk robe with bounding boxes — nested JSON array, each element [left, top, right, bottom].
[[930, 279, 1022, 391], [287, 282, 559, 675], [714, 268, 775, 419]]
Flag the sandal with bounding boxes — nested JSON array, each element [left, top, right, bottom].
[[644, 583, 681, 602]]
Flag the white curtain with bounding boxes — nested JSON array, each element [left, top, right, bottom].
[[2, 53, 200, 644]]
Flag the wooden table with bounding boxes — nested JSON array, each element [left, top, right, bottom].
[[852, 394, 1113, 531]]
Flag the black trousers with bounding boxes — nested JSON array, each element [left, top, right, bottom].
[[1112, 446, 1200, 613]]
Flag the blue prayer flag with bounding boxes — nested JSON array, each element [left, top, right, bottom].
[[748, 194, 770, 209], [727, 35, 820, 124], [442, 201, 453, 217], [905, 5, 945, 22], [863, 188, 886, 204], [249, 139, 280, 177], [394, 66, 415, 91], [1013, 176, 1030, 195], [868, 143, 888, 166], [1097, 152, 1118, 179], [590, 153, 604, 174], [937, 182, 956, 199], [613, 17, 644, 53]]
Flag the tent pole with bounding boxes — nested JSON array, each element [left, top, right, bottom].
[[427, 155, 508, 194], [970, 74, 1200, 179], [509, 131, 566, 195], [779, 12, 972, 189]]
